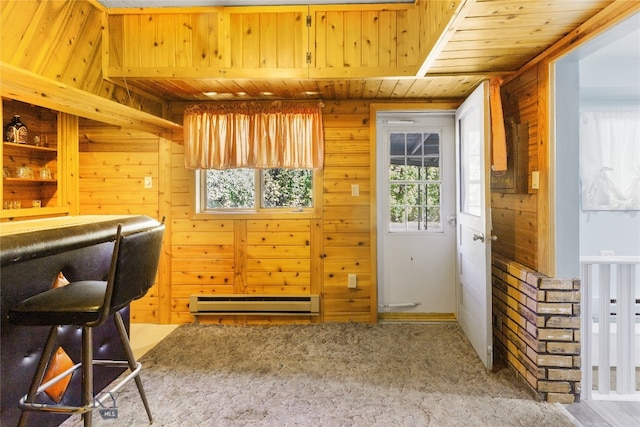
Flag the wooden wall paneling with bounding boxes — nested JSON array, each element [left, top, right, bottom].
[[536, 61, 552, 276], [175, 13, 193, 68], [139, 13, 158, 68], [396, 8, 419, 68], [171, 219, 235, 320], [0, 1, 38, 61], [378, 10, 397, 67], [78, 121, 163, 320], [122, 14, 142, 67], [416, 0, 460, 61], [495, 66, 540, 272], [312, 9, 327, 69], [194, 12, 222, 69], [40, 1, 88, 76], [324, 11, 344, 69], [58, 112, 79, 215], [107, 14, 124, 70], [321, 100, 372, 322], [158, 129, 173, 323], [79, 151, 159, 212], [241, 13, 260, 69], [234, 219, 247, 296], [1, 1, 166, 118], [260, 13, 277, 69], [284, 11, 306, 69], [344, 11, 362, 68], [361, 11, 378, 68], [310, 218, 323, 323], [7, 1, 73, 71], [57, 3, 103, 89]]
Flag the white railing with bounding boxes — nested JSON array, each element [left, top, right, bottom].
[[581, 256, 640, 401]]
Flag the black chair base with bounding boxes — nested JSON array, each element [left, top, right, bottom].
[[17, 312, 152, 427]]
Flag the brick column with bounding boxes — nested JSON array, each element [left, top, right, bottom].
[[492, 254, 581, 403]]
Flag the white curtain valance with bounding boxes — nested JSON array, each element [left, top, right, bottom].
[[183, 102, 324, 170]]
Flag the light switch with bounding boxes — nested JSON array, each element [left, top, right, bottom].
[[351, 184, 360, 197], [531, 171, 539, 190], [348, 274, 357, 289], [144, 176, 153, 189]]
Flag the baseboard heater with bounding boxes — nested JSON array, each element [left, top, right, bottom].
[[189, 294, 320, 321]]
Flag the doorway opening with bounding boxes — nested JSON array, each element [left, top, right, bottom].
[[553, 11, 640, 402], [375, 112, 456, 322]]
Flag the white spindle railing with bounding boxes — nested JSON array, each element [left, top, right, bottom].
[[581, 256, 639, 401]]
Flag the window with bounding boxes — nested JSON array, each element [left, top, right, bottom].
[[200, 168, 313, 212], [388, 131, 442, 232]]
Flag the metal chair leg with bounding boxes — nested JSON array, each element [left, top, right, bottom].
[[114, 312, 153, 424], [82, 326, 93, 427], [17, 326, 59, 427]]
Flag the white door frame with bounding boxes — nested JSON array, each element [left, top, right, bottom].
[[369, 102, 462, 321], [375, 112, 456, 318]]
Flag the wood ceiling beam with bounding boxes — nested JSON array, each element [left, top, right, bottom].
[[1, 62, 182, 134], [416, 0, 470, 77]]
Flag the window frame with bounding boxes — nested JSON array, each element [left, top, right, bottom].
[[386, 128, 445, 234], [193, 168, 322, 219]]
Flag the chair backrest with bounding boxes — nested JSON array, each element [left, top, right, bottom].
[[93, 223, 165, 326]]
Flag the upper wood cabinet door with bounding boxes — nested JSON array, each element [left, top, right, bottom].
[[310, 6, 420, 78], [106, 3, 435, 80], [108, 10, 227, 76], [224, 7, 309, 78]]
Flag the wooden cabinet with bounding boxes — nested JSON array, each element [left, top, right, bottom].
[[1, 98, 71, 219], [106, 4, 422, 81]]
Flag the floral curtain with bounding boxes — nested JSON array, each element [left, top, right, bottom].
[[580, 110, 640, 210], [183, 102, 324, 170]]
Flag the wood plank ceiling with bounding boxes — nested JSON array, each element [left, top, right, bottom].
[[103, 0, 617, 102]]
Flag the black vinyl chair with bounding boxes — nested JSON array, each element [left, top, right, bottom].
[[8, 222, 165, 427]]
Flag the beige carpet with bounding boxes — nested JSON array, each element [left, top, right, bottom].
[[61, 323, 574, 426]]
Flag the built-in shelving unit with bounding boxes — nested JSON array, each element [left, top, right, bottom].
[[1, 98, 69, 220]]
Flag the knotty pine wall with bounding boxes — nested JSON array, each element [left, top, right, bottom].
[[78, 120, 163, 322], [0, 0, 163, 118], [77, 101, 385, 324], [167, 101, 375, 324], [492, 66, 541, 272]]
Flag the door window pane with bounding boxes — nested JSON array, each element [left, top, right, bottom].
[[459, 105, 482, 216], [388, 131, 442, 232]]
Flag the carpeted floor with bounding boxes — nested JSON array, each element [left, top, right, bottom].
[[61, 323, 575, 426]]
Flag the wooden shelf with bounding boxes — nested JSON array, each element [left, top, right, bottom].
[[1, 206, 69, 219], [3, 141, 57, 153], [4, 177, 57, 184], [2, 99, 62, 220]]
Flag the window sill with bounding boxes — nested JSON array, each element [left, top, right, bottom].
[[192, 210, 320, 221]]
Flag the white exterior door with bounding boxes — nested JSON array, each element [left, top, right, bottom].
[[377, 113, 456, 315], [455, 82, 493, 369]]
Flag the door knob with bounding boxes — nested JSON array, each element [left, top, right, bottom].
[[473, 233, 485, 242]]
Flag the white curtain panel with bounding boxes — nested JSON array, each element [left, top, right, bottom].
[[580, 110, 640, 210]]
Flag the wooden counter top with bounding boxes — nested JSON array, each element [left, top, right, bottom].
[[0, 215, 161, 266], [0, 215, 136, 237]]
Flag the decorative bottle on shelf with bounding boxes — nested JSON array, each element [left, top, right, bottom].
[[5, 115, 28, 143]]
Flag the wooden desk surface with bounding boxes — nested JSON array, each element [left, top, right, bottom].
[[0, 215, 136, 237]]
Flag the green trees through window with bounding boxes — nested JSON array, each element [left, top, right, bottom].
[[205, 169, 312, 210], [388, 131, 442, 232]]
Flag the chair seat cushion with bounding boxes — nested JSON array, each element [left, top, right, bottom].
[[9, 281, 107, 326]]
